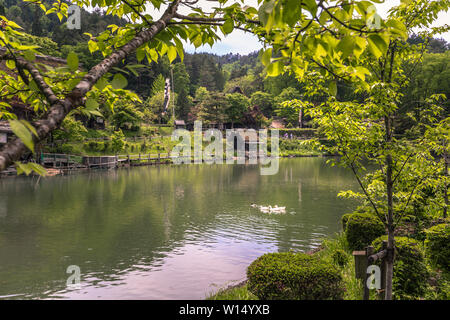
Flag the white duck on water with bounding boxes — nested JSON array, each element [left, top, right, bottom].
[[251, 204, 286, 214]]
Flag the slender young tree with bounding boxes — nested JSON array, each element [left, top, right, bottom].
[[269, 0, 449, 299]]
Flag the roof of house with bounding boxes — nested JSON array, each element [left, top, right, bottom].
[[0, 121, 13, 133], [270, 119, 285, 129]]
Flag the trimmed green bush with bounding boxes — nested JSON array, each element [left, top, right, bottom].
[[345, 213, 385, 251], [424, 223, 450, 272], [372, 236, 429, 300], [247, 252, 345, 300]]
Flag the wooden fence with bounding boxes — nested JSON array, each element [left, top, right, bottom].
[[353, 240, 389, 300]]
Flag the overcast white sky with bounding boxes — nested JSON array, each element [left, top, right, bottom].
[[147, 0, 449, 55]]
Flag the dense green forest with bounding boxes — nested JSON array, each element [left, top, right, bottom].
[[0, 0, 449, 302], [1, 0, 449, 132]]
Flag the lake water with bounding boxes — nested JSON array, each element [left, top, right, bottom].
[[0, 158, 358, 299]]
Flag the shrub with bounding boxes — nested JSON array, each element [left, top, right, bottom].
[[332, 249, 349, 267], [424, 223, 450, 272], [345, 213, 385, 251], [111, 130, 126, 153], [425, 270, 450, 300], [341, 213, 352, 231], [104, 141, 111, 152], [83, 141, 105, 152], [141, 140, 147, 151], [96, 141, 104, 152], [247, 252, 345, 300], [141, 126, 158, 137], [53, 116, 87, 142], [372, 236, 429, 300], [58, 143, 76, 154]]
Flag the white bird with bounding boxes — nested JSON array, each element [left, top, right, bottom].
[[259, 205, 272, 211], [271, 205, 286, 214], [251, 204, 286, 214]]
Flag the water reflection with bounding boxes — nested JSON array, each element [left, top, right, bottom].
[[0, 158, 358, 299]]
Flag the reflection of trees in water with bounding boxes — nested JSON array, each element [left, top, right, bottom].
[[0, 158, 358, 298], [0, 195, 6, 218], [298, 181, 302, 202]]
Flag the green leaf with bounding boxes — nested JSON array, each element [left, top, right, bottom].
[[95, 77, 108, 91], [283, 0, 300, 27], [353, 37, 367, 59], [67, 78, 81, 90], [28, 163, 47, 176], [261, 48, 272, 66], [258, 0, 275, 25], [28, 80, 39, 92], [386, 19, 407, 40], [5, 60, 15, 70], [329, 81, 337, 96], [221, 19, 234, 35], [315, 43, 327, 59], [367, 34, 388, 59], [337, 36, 355, 58], [9, 119, 34, 152], [15, 162, 47, 176], [126, 66, 139, 77], [136, 48, 146, 62], [6, 20, 22, 29], [23, 51, 36, 62], [111, 73, 128, 90], [303, 0, 318, 16], [67, 52, 79, 72], [88, 40, 98, 53], [87, 110, 103, 117], [167, 46, 177, 63], [15, 162, 32, 176], [267, 61, 283, 77], [86, 98, 99, 110], [20, 120, 38, 137]]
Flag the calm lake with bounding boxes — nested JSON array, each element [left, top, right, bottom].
[[0, 158, 358, 299]]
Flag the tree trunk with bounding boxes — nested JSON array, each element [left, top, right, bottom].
[[384, 115, 395, 300], [298, 107, 303, 128], [385, 224, 395, 300], [444, 147, 448, 218]]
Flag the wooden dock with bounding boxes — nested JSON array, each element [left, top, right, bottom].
[[38, 152, 178, 171]]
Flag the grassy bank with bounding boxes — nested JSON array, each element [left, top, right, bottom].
[[207, 233, 364, 300], [46, 129, 327, 158], [208, 221, 450, 300]]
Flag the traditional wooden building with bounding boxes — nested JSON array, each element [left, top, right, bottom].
[[0, 121, 13, 147], [174, 120, 186, 129]]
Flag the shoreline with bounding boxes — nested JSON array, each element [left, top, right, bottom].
[[1, 153, 336, 178]]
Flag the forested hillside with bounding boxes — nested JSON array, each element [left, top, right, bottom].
[[1, 0, 449, 131]]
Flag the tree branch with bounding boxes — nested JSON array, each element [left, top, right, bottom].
[[167, 21, 253, 33], [0, 0, 182, 171], [120, 0, 153, 27], [4, 54, 60, 105]]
